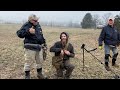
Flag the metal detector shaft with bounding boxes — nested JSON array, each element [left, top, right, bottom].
[[82, 47, 85, 71], [81, 44, 85, 71], [83, 47, 120, 79], [84, 48, 104, 64], [87, 48, 97, 52]]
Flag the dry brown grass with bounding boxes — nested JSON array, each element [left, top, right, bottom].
[[0, 24, 120, 79]]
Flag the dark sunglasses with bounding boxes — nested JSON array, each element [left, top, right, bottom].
[[32, 20, 38, 22]]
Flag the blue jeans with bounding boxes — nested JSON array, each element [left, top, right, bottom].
[[104, 44, 118, 62]]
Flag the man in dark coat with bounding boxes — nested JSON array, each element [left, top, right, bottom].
[[16, 14, 47, 79], [98, 17, 120, 71]]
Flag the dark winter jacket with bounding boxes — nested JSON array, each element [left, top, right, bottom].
[[16, 21, 46, 51], [16, 21, 45, 45], [50, 41, 75, 60], [98, 25, 120, 46]]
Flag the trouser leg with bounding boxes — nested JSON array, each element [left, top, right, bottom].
[[64, 60, 75, 79]]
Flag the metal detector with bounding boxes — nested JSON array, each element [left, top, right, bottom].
[[81, 44, 120, 79]]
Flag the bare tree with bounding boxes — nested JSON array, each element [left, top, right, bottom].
[[93, 14, 105, 29], [92, 14, 99, 29], [102, 13, 113, 25]]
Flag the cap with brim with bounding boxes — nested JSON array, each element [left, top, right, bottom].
[[108, 17, 114, 21]]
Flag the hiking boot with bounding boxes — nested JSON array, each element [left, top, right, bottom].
[[25, 71, 30, 79], [64, 76, 70, 79], [25, 75, 30, 79], [105, 65, 111, 71], [37, 68, 47, 79], [112, 59, 119, 68], [104, 62, 111, 71]]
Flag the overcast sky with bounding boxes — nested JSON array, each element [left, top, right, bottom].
[[0, 11, 120, 23]]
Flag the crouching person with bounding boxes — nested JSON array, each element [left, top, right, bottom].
[[50, 32, 75, 79], [16, 14, 47, 79]]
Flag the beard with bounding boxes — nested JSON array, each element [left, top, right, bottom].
[[61, 39, 67, 48]]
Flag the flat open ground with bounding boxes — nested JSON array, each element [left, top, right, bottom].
[[0, 24, 120, 79]]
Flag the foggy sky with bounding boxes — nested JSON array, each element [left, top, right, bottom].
[[0, 11, 120, 23]]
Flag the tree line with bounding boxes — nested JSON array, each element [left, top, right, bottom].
[[81, 13, 120, 32], [0, 12, 120, 31]]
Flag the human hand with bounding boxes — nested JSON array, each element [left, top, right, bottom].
[[99, 46, 103, 50], [60, 50, 64, 56], [64, 50, 70, 55], [29, 26, 35, 34]]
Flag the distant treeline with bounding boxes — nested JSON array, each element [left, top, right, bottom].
[[0, 12, 120, 30]]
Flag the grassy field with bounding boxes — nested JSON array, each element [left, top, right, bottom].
[[0, 24, 120, 79]]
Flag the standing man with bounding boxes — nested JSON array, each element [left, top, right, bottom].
[[50, 32, 75, 79], [16, 14, 47, 79], [98, 17, 120, 71]]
